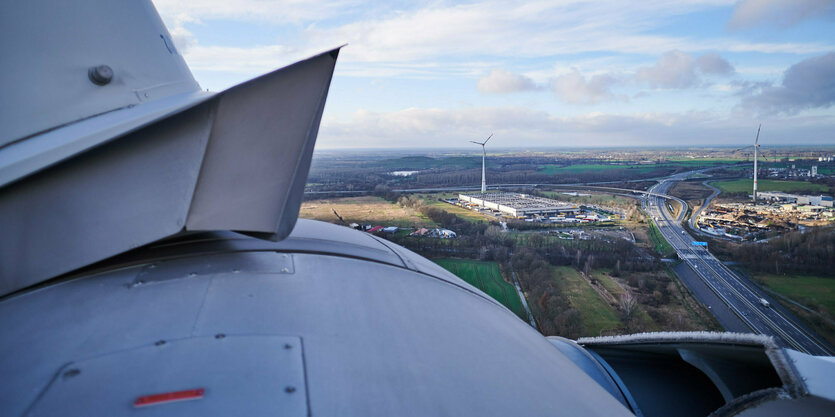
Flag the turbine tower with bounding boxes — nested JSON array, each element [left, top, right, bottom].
[[733, 124, 763, 202], [470, 134, 493, 193], [753, 124, 760, 202]]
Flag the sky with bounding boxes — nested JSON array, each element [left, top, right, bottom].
[[151, 0, 835, 149]]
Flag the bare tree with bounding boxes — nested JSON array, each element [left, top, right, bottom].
[[619, 292, 637, 321]]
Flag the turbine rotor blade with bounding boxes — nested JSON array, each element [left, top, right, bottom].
[[484, 133, 493, 145]]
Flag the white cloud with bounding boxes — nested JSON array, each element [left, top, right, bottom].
[[162, 13, 201, 54], [152, 0, 357, 24], [477, 69, 539, 93], [318, 105, 835, 148], [551, 70, 623, 104], [728, 0, 835, 29], [153, 0, 833, 79], [185, 45, 296, 74], [741, 52, 835, 115], [635, 50, 734, 88]]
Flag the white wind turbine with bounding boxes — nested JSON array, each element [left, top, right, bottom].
[[470, 134, 493, 194]]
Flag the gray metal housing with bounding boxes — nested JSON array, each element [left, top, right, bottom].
[[0, 220, 633, 416], [0, 0, 340, 295]]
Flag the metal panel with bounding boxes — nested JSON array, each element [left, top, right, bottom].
[[0, 246, 633, 417], [185, 49, 339, 240], [0, 0, 199, 147], [0, 90, 213, 188], [132, 252, 294, 286], [0, 106, 213, 295], [26, 336, 307, 416], [0, 47, 339, 296]]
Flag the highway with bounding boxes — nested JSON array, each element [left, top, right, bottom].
[[645, 176, 833, 355], [306, 171, 833, 355]]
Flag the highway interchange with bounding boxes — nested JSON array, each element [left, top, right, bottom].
[[306, 172, 834, 355], [646, 174, 832, 356]]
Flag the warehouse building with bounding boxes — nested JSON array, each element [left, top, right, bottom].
[[458, 192, 579, 218]]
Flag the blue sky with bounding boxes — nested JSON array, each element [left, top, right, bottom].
[[152, 0, 835, 149]]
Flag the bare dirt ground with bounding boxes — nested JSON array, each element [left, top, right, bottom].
[[300, 196, 436, 228]]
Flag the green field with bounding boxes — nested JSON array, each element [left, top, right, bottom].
[[648, 220, 676, 258], [417, 194, 492, 223], [538, 160, 744, 175], [592, 269, 625, 297], [433, 259, 526, 319], [709, 179, 830, 194], [538, 164, 659, 175], [552, 266, 621, 336], [663, 158, 745, 165], [758, 274, 835, 314]]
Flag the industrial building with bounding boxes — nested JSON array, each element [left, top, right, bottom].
[[458, 192, 579, 218], [758, 192, 833, 208]]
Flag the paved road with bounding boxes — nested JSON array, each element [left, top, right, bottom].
[[306, 169, 832, 355], [646, 178, 833, 355], [508, 260, 537, 329], [688, 181, 721, 229]]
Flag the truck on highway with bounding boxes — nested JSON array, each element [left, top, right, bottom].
[[759, 298, 771, 308]]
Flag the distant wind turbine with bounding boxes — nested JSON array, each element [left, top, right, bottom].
[[733, 124, 762, 202], [470, 134, 493, 194]]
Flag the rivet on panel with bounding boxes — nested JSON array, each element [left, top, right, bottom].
[[215, 333, 226, 339], [285, 386, 296, 393], [88, 65, 113, 85]]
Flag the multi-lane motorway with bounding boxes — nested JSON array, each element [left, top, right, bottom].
[[646, 176, 832, 356], [308, 173, 833, 355]]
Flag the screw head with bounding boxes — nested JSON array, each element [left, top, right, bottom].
[[285, 386, 296, 393], [155, 340, 166, 346], [215, 333, 226, 339], [88, 65, 113, 85], [284, 343, 292, 350]]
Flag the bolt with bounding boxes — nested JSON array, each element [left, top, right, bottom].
[[155, 340, 166, 346], [63, 369, 80, 378], [215, 333, 226, 339], [285, 386, 296, 393], [88, 65, 113, 85]]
